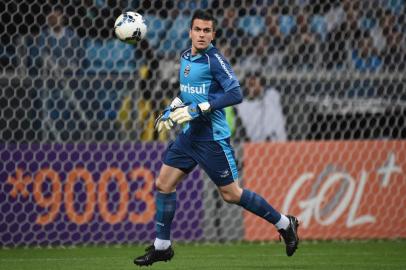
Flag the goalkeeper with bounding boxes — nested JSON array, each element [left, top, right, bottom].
[[134, 9, 299, 266]]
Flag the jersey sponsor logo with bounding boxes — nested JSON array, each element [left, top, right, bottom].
[[180, 83, 206, 94], [184, 64, 191, 77], [214, 53, 233, 79]]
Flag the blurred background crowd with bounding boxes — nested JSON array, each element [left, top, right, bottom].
[[0, 0, 405, 143]]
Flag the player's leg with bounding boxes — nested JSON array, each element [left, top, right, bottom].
[[218, 181, 287, 228], [218, 182, 299, 256], [133, 164, 185, 266], [134, 135, 197, 266], [154, 164, 186, 247], [194, 138, 299, 256]]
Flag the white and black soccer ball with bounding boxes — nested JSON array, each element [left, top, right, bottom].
[[114, 11, 147, 45]]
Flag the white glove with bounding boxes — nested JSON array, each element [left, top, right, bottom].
[[154, 97, 183, 133], [157, 116, 174, 132], [170, 102, 211, 124]]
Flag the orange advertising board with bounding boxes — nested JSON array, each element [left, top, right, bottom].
[[242, 140, 406, 240]]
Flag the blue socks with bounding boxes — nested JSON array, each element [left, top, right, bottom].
[[155, 191, 177, 240], [155, 189, 281, 240], [238, 189, 281, 224]]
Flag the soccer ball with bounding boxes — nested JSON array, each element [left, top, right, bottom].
[[114, 11, 147, 44]]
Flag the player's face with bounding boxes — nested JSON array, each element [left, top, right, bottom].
[[189, 19, 215, 54], [246, 75, 263, 98]]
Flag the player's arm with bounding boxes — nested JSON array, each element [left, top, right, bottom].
[[169, 87, 242, 124], [207, 86, 242, 110], [208, 51, 242, 108]]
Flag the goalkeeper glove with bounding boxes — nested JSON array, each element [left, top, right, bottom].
[[170, 102, 211, 124], [154, 97, 183, 133]]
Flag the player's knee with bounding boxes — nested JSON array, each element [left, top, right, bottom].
[[218, 183, 243, 204], [155, 178, 175, 193], [220, 191, 241, 204]]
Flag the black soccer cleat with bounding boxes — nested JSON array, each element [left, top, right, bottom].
[[278, 215, 299, 256], [134, 245, 174, 266]]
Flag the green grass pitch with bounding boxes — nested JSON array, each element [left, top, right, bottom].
[[1, 240, 405, 270]]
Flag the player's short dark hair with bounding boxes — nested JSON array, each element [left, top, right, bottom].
[[190, 10, 217, 31]]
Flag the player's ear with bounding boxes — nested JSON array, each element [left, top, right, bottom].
[[189, 29, 192, 39]]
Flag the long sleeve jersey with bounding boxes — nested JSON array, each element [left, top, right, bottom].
[[178, 44, 242, 141]]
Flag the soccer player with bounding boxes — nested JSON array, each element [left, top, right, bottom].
[[134, 10, 299, 266]]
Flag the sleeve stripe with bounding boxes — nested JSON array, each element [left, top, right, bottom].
[[214, 53, 233, 79]]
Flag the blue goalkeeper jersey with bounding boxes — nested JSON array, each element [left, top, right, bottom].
[[178, 44, 241, 141]]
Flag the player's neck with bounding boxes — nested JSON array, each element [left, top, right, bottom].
[[191, 46, 208, 56], [191, 48, 201, 56]]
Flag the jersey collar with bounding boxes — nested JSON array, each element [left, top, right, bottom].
[[190, 43, 214, 61]]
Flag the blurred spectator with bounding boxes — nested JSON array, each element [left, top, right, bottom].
[[319, 3, 348, 70], [75, 0, 99, 38], [264, 3, 317, 71], [158, 51, 180, 83], [368, 8, 387, 54], [321, 27, 348, 70], [84, 39, 135, 74], [341, 1, 365, 45], [137, 39, 160, 79], [237, 36, 274, 77], [19, 7, 87, 141], [217, 5, 246, 49], [237, 6, 266, 37], [351, 31, 382, 72], [219, 6, 240, 37], [161, 9, 191, 54], [279, 7, 297, 38], [379, 10, 406, 71], [265, 5, 290, 51], [282, 5, 320, 71], [144, 13, 172, 51], [134, 79, 176, 141], [22, 7, 84, 77], [236, 72, 287, 142]]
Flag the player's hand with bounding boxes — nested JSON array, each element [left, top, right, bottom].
[[154, 97, 183, 133], [154, 107, 174, 132], [170, 102, 210, 124]]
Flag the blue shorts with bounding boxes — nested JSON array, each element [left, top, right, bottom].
[[163, 133, 239, 186]]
